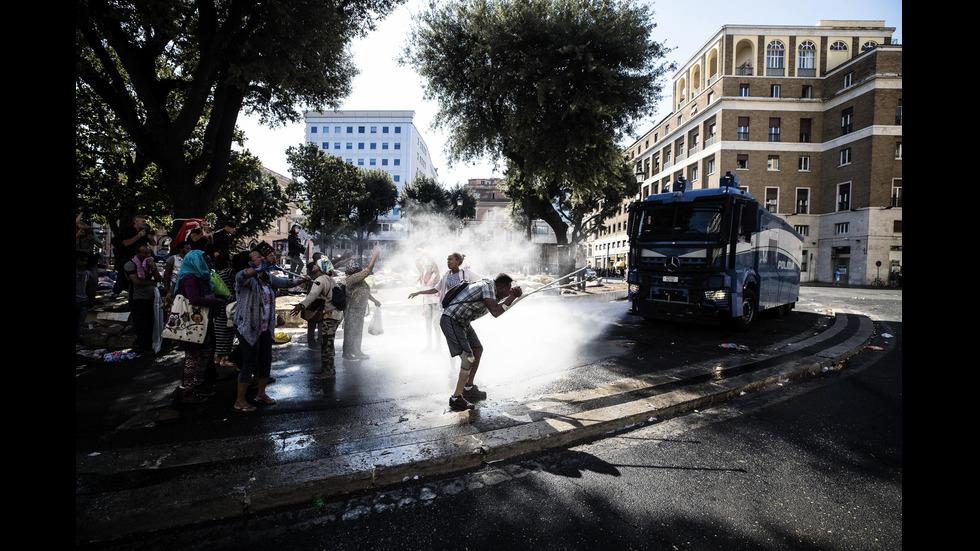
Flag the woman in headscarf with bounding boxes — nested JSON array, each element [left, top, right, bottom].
[[174, 249, 226, 402], [291, 256, 344, 379], [232, 249, 308, 412], [341, 247, 381, 361]]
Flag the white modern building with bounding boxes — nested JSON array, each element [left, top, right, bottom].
[[303, 110, 439, 242]]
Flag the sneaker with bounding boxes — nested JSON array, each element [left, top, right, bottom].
[[343, 354, 360, 361], [462, 385, 487, 401], [354, 352, 370, 359], [449, 395, 474, 411]]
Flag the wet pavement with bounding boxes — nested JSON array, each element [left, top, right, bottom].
[[76, 282, 876, 545]]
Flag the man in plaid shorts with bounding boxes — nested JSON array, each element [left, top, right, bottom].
[[440, 273, 523, 411]]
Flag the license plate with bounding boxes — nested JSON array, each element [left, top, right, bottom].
[[663, 275, 679, 283]]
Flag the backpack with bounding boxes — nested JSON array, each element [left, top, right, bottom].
[[441, 280, 469, 309], [329, 282, 347, 311]]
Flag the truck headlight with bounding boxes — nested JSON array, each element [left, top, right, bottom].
[[704, 289, 728, 301]]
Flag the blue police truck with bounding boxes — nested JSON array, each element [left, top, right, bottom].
[[625, 172, 803, 330]]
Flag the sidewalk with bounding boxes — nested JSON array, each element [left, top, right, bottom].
[[76, 283, 874, 545]]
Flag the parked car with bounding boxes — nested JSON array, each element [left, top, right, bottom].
[[584, 269, 597, 281]]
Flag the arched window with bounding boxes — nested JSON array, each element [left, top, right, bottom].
[[766, 41, 785, 69], [861, 41, 878, 52], [830, 41, 848, 51], [798, 41, 816, 69]]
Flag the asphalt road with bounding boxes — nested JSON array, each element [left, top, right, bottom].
[[81, 286, 901, 550]]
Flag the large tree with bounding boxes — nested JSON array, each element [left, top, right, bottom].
[[76, 0, 405, 220], [403, 0, 673, 271], [286, 142, 365, 240], [346, 169, 399, 256]]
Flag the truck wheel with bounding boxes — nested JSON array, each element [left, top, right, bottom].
[[730, 289, 758, 331]]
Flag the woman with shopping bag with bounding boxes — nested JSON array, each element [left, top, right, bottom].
[[172, 250, 226, 403]]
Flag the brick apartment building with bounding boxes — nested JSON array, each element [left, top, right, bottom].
[[593, 20, 902, 285]]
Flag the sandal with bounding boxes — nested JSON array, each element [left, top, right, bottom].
[[233, 404, 257, 413], [254, 396, 277, 405]]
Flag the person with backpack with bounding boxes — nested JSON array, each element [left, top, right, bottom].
[[408, 251, 484, 305], [439, 273, 522, 411], [291, 257, 346, 380]]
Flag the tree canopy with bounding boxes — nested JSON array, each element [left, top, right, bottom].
[[402, 0, 673, 255], [76, 0, 405, 219], [286, 144, 398, 256]]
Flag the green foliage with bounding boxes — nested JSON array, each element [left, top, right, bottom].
[[286, 142, 365, 239], [347, 169, 399, 252], [403, 0, 673, 246], [446, 183, 477, 221], [211, 166, 292, 245], [399, 175, 451, 216], [76, 0, 406, 218]]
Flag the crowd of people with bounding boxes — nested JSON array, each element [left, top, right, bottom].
[[77, 211, 525, 414]]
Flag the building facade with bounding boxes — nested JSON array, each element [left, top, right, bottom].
[[303, 110, 439, 245], [610, 21, 902, 285]]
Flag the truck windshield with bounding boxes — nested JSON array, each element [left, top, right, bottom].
[[637, 203, 725, 240]]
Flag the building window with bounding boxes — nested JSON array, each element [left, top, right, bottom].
[[358, 126, 365, 133], [737, 117, 749, 140], [834, 222, 849, 235], [358, 142, 365, 150], [798, 155, 810, 172], [382, 142, 389, 150], [830, 41, 848, 51], [311, 126, 317, 134], [370, 126, 377, 133], [393, 175, 400, 182], [383, 126, 389, 133], [394, 127, 401, 133], [382, 159, 388, 166], [840, 148, 852, 166], [765, 187, 778, 212], [798, 41, 816, 76], [861, 41, 878, 52], [768, 118, 780, 142], [370, 158, 376, 165], [370, 143, 377, 150], [346, 126, 353, 133], [739, 84, 749, 97], [346, 142, 353, 149], [707, 91, 714, 103], [736, 154, 748, 170], [799, 118, 811, 142], [707, 158, 715, 174], [843, 72, 853, 88], [334, 126, 341, 133], [334, 142, 341, 150], [896, 101, 902, 125], [891, 179, 903, 207], [771, 84, 780, 97], [837, 182, 851, 211], [766, 41, 785, 76], [796, 189, 809, 214], [895, 142, 902, 160], [320, 142, 328, 149], [394, 143, 401, 150], [795, 226, 809, 237], [767, 155, 779, 171], [394, 159, 400, 166], [691, 166, 699, 181], [801, 85, 812, 98], [841, 107, 853, 134]]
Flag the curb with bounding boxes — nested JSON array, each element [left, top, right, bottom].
[[76, 312, 873, 544]]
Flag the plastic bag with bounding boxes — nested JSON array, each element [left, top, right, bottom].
[[368, 307, 384, 335]]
